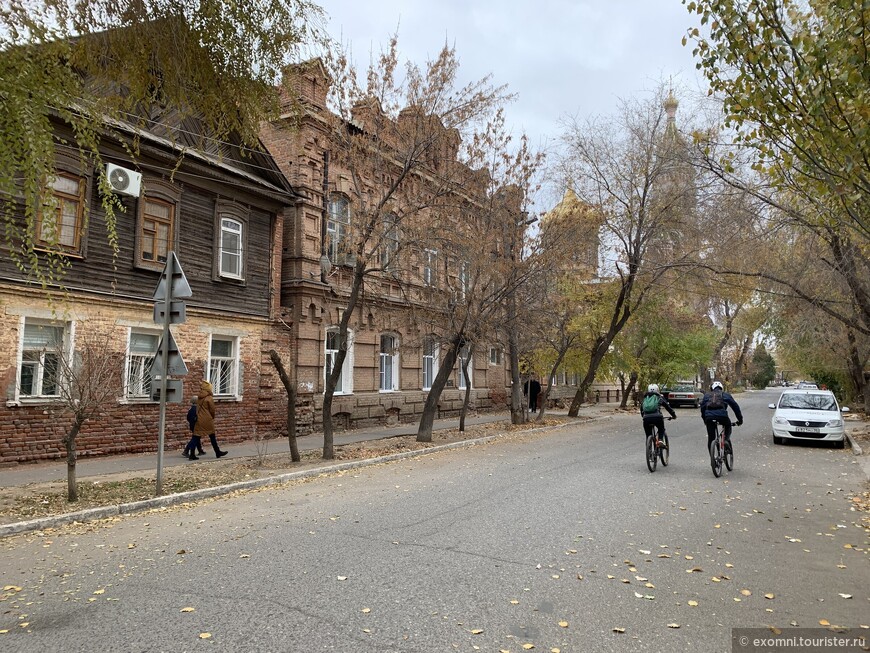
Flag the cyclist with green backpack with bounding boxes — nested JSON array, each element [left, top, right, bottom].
[[640, 384, 677, 447]]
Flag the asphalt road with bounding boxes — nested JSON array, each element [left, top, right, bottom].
[[1, 388, 867, 652]]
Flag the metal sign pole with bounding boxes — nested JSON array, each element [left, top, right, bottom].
[[155, 253, 175, 496]]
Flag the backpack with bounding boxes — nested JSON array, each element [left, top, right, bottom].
[[706, 389, 725, 410], [186, 404, 198, 432], [642, 393, 660, 414]]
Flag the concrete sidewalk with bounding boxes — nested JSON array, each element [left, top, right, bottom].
[[0, 408, 605, 489]]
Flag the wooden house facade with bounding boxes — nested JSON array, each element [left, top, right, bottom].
[[0, 112, 296, 465]]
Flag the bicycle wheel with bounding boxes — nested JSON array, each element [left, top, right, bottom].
[[724, 439, 733, 471], [646, 433, 658, 472], [659, 433, 669, 467], [710, 437, 723, 478]]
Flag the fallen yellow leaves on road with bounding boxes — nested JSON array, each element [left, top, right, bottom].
[[180, 607, 195, 613]]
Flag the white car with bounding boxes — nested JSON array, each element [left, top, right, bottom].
[[769, 390, 849, 448]]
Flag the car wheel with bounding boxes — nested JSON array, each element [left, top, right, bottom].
[[773, 435, 783, 445]]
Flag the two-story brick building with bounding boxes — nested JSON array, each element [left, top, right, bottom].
[[260, 59, 511, 433]]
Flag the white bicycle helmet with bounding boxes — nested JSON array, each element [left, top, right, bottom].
[[648, 383, 659, 393], [711, 381, 723, 390]]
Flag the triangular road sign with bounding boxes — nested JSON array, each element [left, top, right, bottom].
[[150, 331, 189, 376], [153, 251, 192, 301]]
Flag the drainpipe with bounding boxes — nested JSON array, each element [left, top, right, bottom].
[[320, 150, 330, 284]]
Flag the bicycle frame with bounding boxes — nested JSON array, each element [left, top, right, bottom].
[[645, 417, 673, 473], [710, 420, 737, 477]]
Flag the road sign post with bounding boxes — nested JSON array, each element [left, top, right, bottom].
[[151, 252, 191, 496]]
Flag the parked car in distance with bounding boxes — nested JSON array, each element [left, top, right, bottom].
[[665, 384, 700, 408], [796, 381, 819, 389], [769, 389, 848, 448]]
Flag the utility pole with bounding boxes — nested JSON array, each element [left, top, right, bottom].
[[150, 251, 192, 495]]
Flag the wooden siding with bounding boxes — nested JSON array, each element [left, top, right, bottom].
[[0, 158, 277, 319]]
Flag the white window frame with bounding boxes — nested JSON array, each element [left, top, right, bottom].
[[327, 195, 350, 263], [379, 333, 399, 392], [422, 336, 439, 391], [458, 261, 469, 299], [489, 347, 502, 365], [219, 217, 244, 279], [457, 343, 472, 390], [325, 327, 354, 395], [208, 335, 241, 398], [16, 317, 71, 402], [423, 248, 437, 286], [125, 328, 160, 400]]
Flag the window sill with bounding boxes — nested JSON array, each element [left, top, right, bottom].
[[7, 397, 64, 408], [214, 395, 243, 402], [120, 397, 158, 405]]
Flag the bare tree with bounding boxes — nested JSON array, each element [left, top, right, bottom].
[[296, 37, 510, 458], [558, 87, 703, 416], [269, 350, 300, 462], [415, 112, 545, 441], [43, 331, 124, 501]]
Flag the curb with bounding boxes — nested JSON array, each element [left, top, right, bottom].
[[845, 429, 863, 456], [1, 420, 583, 538]]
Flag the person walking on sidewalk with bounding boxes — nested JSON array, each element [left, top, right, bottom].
[[183, 397, 206, 459], [193, 380, 228, 459]]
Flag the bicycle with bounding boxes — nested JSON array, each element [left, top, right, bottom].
[[645, 417, 673, 473], [709, 421, 737, 478]]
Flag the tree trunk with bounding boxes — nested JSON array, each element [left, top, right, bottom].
[[269, 350, 300, 462], [846, 331, 870, 413], [65, 419, 83, 502], [537, 349, 567, 422], [322, 260, 365, 459], [734, 334, 752, 386], [417, 335, 462, 442], [620, 371, 638, 409], [506, 286, 525, 425], [568, 268, 636, 416], [458, 343, 475, 432], [568, 332, 621, 416]]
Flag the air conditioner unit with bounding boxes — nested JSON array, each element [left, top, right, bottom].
[[106, 163, 142, 197]]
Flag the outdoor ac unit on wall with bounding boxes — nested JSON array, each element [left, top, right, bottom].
[[106, 163, 142, 197]]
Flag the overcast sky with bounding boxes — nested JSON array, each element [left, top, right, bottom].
[[318, 0, 707, 158]]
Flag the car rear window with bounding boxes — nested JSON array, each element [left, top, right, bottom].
[[778, 393, 838, 411]]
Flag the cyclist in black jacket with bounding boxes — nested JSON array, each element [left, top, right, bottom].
[[700, 381, 743, 448], [640, 384, 677, 447]]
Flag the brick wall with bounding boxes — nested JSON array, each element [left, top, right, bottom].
[[0, 287, 286, 466]]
